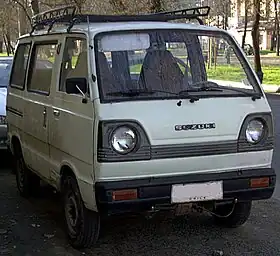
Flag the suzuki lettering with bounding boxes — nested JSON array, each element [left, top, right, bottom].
[[175, 123, 216, 131]]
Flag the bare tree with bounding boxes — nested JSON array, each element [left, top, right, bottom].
[[0, 0, 19, 54], [273, 0, 280, 55], [241, 0, 252, 49], [151, 0, 163, 13], [12, 0, 32, 24], [109, 0, 127, 13], [30, 0, 40, 15], [251, 0, 263, 82], [201, 0, 232, 29]]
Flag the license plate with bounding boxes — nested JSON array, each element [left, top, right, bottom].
[[171, 181, 223, 203]]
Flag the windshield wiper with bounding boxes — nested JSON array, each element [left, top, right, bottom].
[[179, 87, 223, 94], [180, 81, 261, 101], [107, 89, 170, 97], [179, 81, 223, 95], [106, 89, 179, 97], [107, 90, 153, 97], [191, 81, 221, 89], [219, 86, 262, 101], [106, 89, 200, 103]]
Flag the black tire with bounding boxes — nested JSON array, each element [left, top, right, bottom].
[[14, 150, 41, 198], [62, 175, 100, 249], [213, 201, 252, 228]]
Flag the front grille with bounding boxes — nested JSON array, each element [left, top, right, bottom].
[[238, 136, 274, 152], [98, 138, 274, 162], [151, 140, 238, 159], [97, 145, 151, 162]]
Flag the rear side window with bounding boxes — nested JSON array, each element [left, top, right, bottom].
[[59, 37, 88, 93], [10, 44, 31, 89], [27, 42, 58, 95]]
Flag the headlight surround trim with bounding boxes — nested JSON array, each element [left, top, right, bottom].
[[238, 112, 274, 152], [97, 120, 151, 162]]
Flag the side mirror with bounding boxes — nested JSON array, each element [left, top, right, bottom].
[[65, 77, 87, 95]]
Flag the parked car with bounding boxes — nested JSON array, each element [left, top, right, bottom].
[[6, 5, 275, 249], [0, 56, 13, 150], [244, 44, 254, 55]]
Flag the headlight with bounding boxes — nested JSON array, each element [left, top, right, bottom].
[[245, 119, 264, 143], [111, 126, 137, 154], [0, 115, 6, 125]]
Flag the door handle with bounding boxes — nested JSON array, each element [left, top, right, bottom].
[[43, 107, 47, 128], [53, 109, 60, 117]]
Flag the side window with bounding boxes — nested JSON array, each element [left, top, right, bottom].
[[27, 42, 58, 95], [10, 44, 31, 89], [59, 37, 88, 94]]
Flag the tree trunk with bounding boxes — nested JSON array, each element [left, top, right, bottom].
[[224, 1, 229, 30], [30, 0, 40, 16], [5, 33, 14, 54], [242, 1, 249, 49], [274, 0, 280, 56], [3, 35, 9, 56], [151, 0, 163, 13], [277, 28, 280, 56], [18, 5, 28, 35], [3, 33, 14, 55], [109, 0, 127, 14], [271, 30, 276, 51], [0, 41, 3, 53], [251, 0, 263, 83]]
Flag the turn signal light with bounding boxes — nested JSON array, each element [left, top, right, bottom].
[[250, 177, 269, 188], [112, 189, 138, 201]]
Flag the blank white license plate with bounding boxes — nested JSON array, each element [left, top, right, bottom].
[[171, 181, 223, 203]]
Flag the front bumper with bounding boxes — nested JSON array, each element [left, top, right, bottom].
[[95, 168, 276, 215], [0, 124, 7, 150]]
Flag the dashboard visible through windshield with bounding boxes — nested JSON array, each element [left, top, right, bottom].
[[94, 29, 261, 103]]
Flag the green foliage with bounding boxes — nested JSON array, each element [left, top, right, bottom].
[[260, 50, 276, 55], [130, 63, 280, 85]]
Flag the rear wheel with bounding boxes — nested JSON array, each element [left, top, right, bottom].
[[62, 175, 100, 249], [14, 148, 40, 198], [213, 201, 252, 228]]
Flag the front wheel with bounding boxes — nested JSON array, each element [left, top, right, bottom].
[[212, 201, 252, 228], [62, 175, 100, 249], [15, 151, 40, 198]]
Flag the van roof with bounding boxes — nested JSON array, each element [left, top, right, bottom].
[[18, 5, 227, 39], [20, 21, 224, 39]]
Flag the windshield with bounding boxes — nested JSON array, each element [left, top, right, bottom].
[[95, 30, 260, 102], [0, 59, 12, 88]]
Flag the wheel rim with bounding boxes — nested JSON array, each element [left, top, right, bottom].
[[16, 158, 25, 192], [65, 190, 80, 236]]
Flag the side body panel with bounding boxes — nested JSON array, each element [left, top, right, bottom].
[[48, 34, 96, 210]]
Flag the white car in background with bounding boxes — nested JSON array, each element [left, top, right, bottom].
[[0, 56, 13, 150]]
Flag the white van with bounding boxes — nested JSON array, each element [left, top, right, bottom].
[[6, 6, 276, 249]]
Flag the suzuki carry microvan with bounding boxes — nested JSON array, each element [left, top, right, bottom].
[[6, 5, 276, 249]]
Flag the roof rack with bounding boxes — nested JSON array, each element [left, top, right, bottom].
[[30, 5, 210, 34], [30, 5, 77, 34], [153, 6, 210, 24]]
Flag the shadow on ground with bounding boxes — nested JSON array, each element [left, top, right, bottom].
[[0, 163, 235, 256], [1, 151, 13, 169], [1, 162, 280, 256]]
